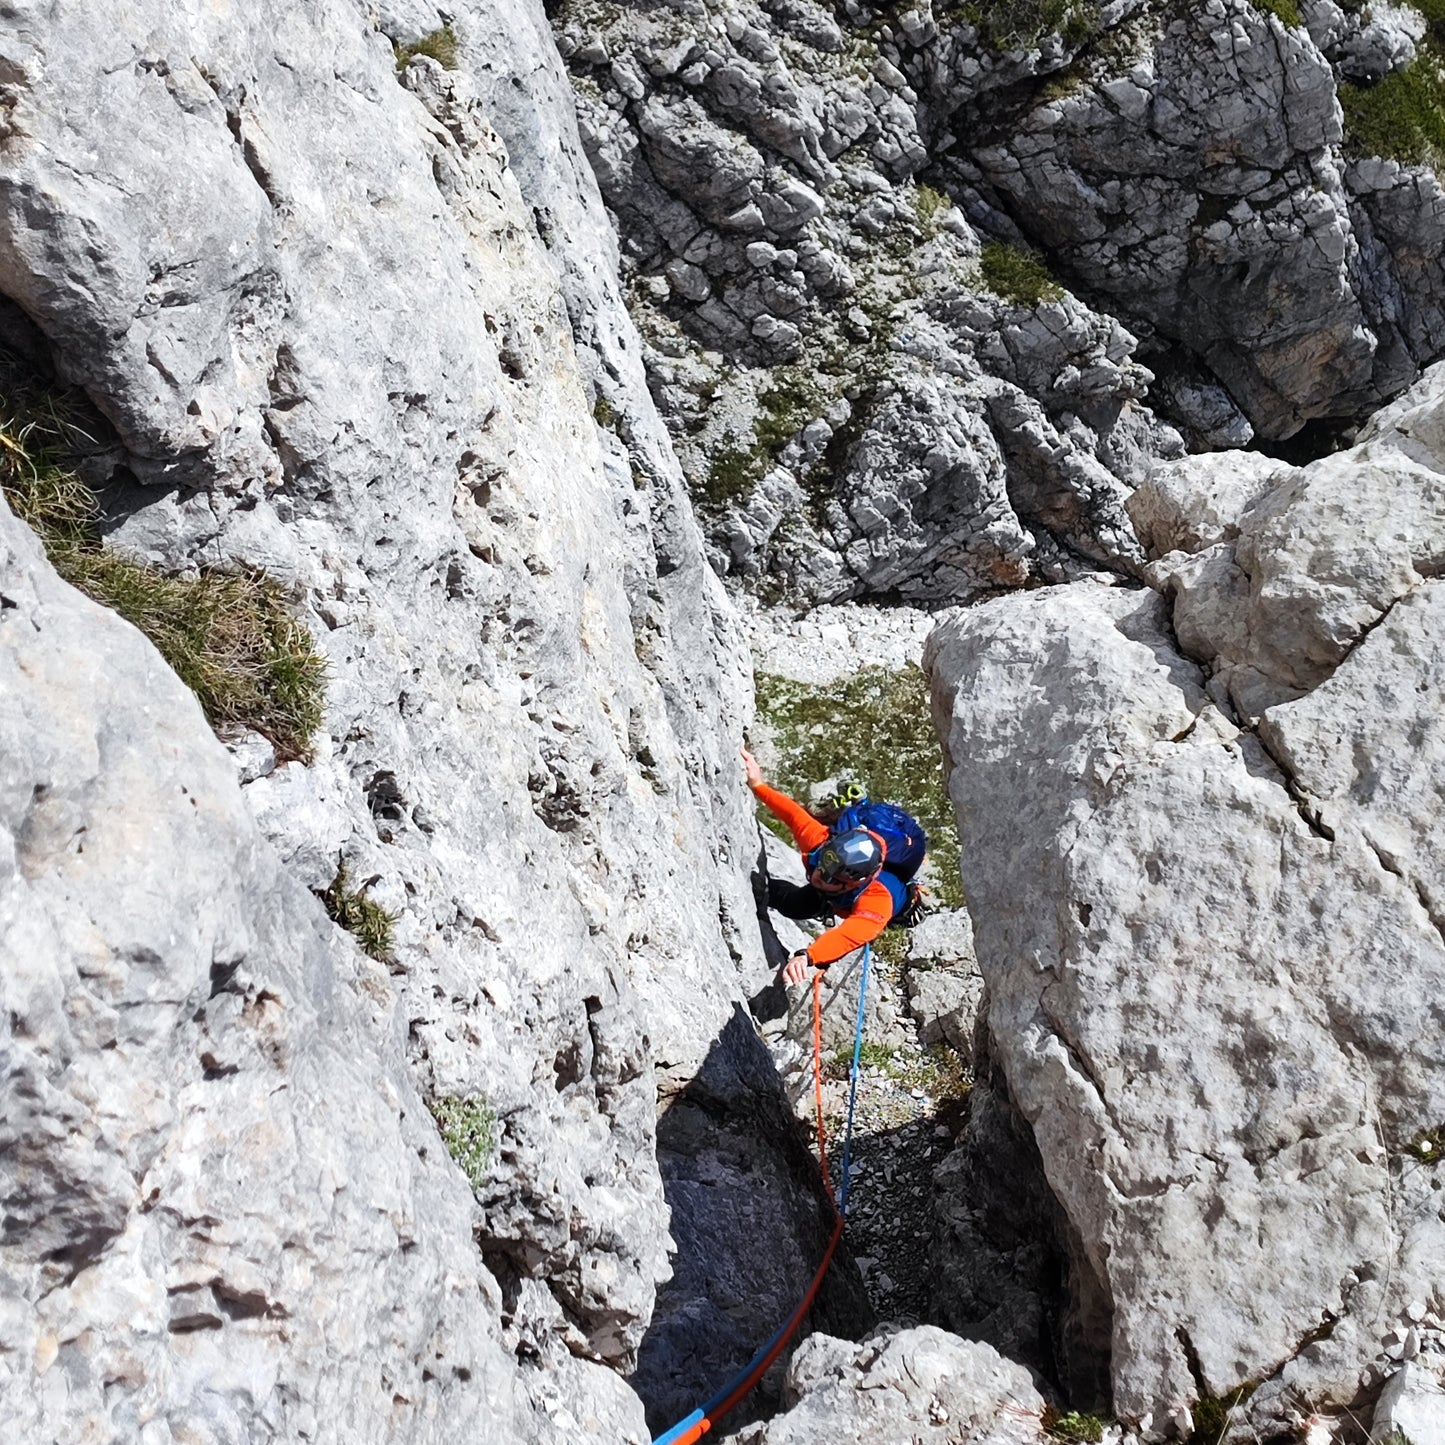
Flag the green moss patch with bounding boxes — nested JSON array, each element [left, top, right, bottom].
[[1341, 45, 1445, 168], [429, 1094, 496, 1193], [754, 663, 963, 907], [1, 384, 326, 761], [979, 241, 1065, 307], [1250, 0, 1301, 27], [1187, 1385, 1256, 1445], [699, 369, 828, 509], [915, 182, 952, 234]]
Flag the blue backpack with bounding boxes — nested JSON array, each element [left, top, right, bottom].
[[833, 799, 928, 883]]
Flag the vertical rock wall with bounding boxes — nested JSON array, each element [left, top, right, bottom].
[[0, 0, 852, 1438]]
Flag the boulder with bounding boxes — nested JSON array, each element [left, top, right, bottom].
[[925, 361, 1445, 1427], [733, 1326, 1046, 1444]]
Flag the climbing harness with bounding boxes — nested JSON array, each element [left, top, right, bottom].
[[651, 944, 873, 1445]]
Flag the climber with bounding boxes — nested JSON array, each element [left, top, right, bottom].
[[742, 747, 926, 986]]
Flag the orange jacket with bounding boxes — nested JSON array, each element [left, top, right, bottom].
[[751, 781, 895, 967]]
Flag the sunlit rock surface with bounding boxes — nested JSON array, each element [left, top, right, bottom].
[[925, 363, 1445, 1431]]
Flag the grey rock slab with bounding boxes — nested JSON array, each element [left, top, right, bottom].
[[1374, 1360, 1445, 1445], [905, 964, 982, 1054], [1163, 363, 1445, 703], [0, 0, 823, 1432], [1127, 451, 1285, 558], [968, 0, 1427, 438], [926, 575, 1445, 1423]]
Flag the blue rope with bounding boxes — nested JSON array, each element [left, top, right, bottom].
[[837, 941, 871, 1216], [652, 1410, 705, 1445]]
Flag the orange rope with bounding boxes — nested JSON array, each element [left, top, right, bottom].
[[655, 966, 845, 1445], [812, 968, 836, 1208]]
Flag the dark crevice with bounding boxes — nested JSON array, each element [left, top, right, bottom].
[[1334, 589, 1406, 673]]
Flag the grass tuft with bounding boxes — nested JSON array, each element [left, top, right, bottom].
[[395, 25, 460, 71], [915, 182, 952, 233], [1, 382, 326, 760], [429, 1094, 496, 1193], [1340, 44, 1445, 169], [1250, 0, 1301, 27], [979, 241, 1065, 307], [321, 862, 397, 961], [1187, 1385, 1256, 1445], [1044, 1407, 1109, 1443], [957, 0, 1099, 51]]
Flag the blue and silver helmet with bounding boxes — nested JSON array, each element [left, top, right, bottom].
[[812, 828, 884, 887]]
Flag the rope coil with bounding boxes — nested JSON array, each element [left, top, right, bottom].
[[651, 945, 872, 1445]]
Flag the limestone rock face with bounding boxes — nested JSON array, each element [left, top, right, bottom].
[[924, 364, 1445, 1429], [550, 0, 1184, 603], [905, 910, 983, 1054], [0, 500, 656, 1443], [0, 0, 851, 1435], [957, 0, 1445, 441], [552, 0, 1445, 586], [733, 1326, 1046, 1445]]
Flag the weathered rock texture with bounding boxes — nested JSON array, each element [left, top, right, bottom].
[[925, 362, 1445, 1432], [0, 500, 654, 1442], [547, 0, 1445, 603], [734, 1326, 1046, 1444], [0, 0, 861, 1437], [551, 0, 1185, 602]]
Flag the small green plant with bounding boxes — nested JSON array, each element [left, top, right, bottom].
[[1188, 1385, 1256, 1445], [0, 384, 326, 760], [1250, 0, 1301, 26], [703, 441, 763, 506], [321, 863, 397, 961], [1404, 1125, 1445, 1162], [697, 369, 827, 508], [829, 1039, 899, 1076], [1340, 46, 1445, 168], [898, 1042, 972, 1097], [593, 395, 616, 429], [395, 25, 460, 70], [1044, 1408, 1109, 1443], [754, 664, 964, 907], [978, 241, 1065, 307], [915, 182, 951, 233], [429, 1094, 496, 1193], [871, 926, 912, 968], [960, 0, 1098, 50]]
